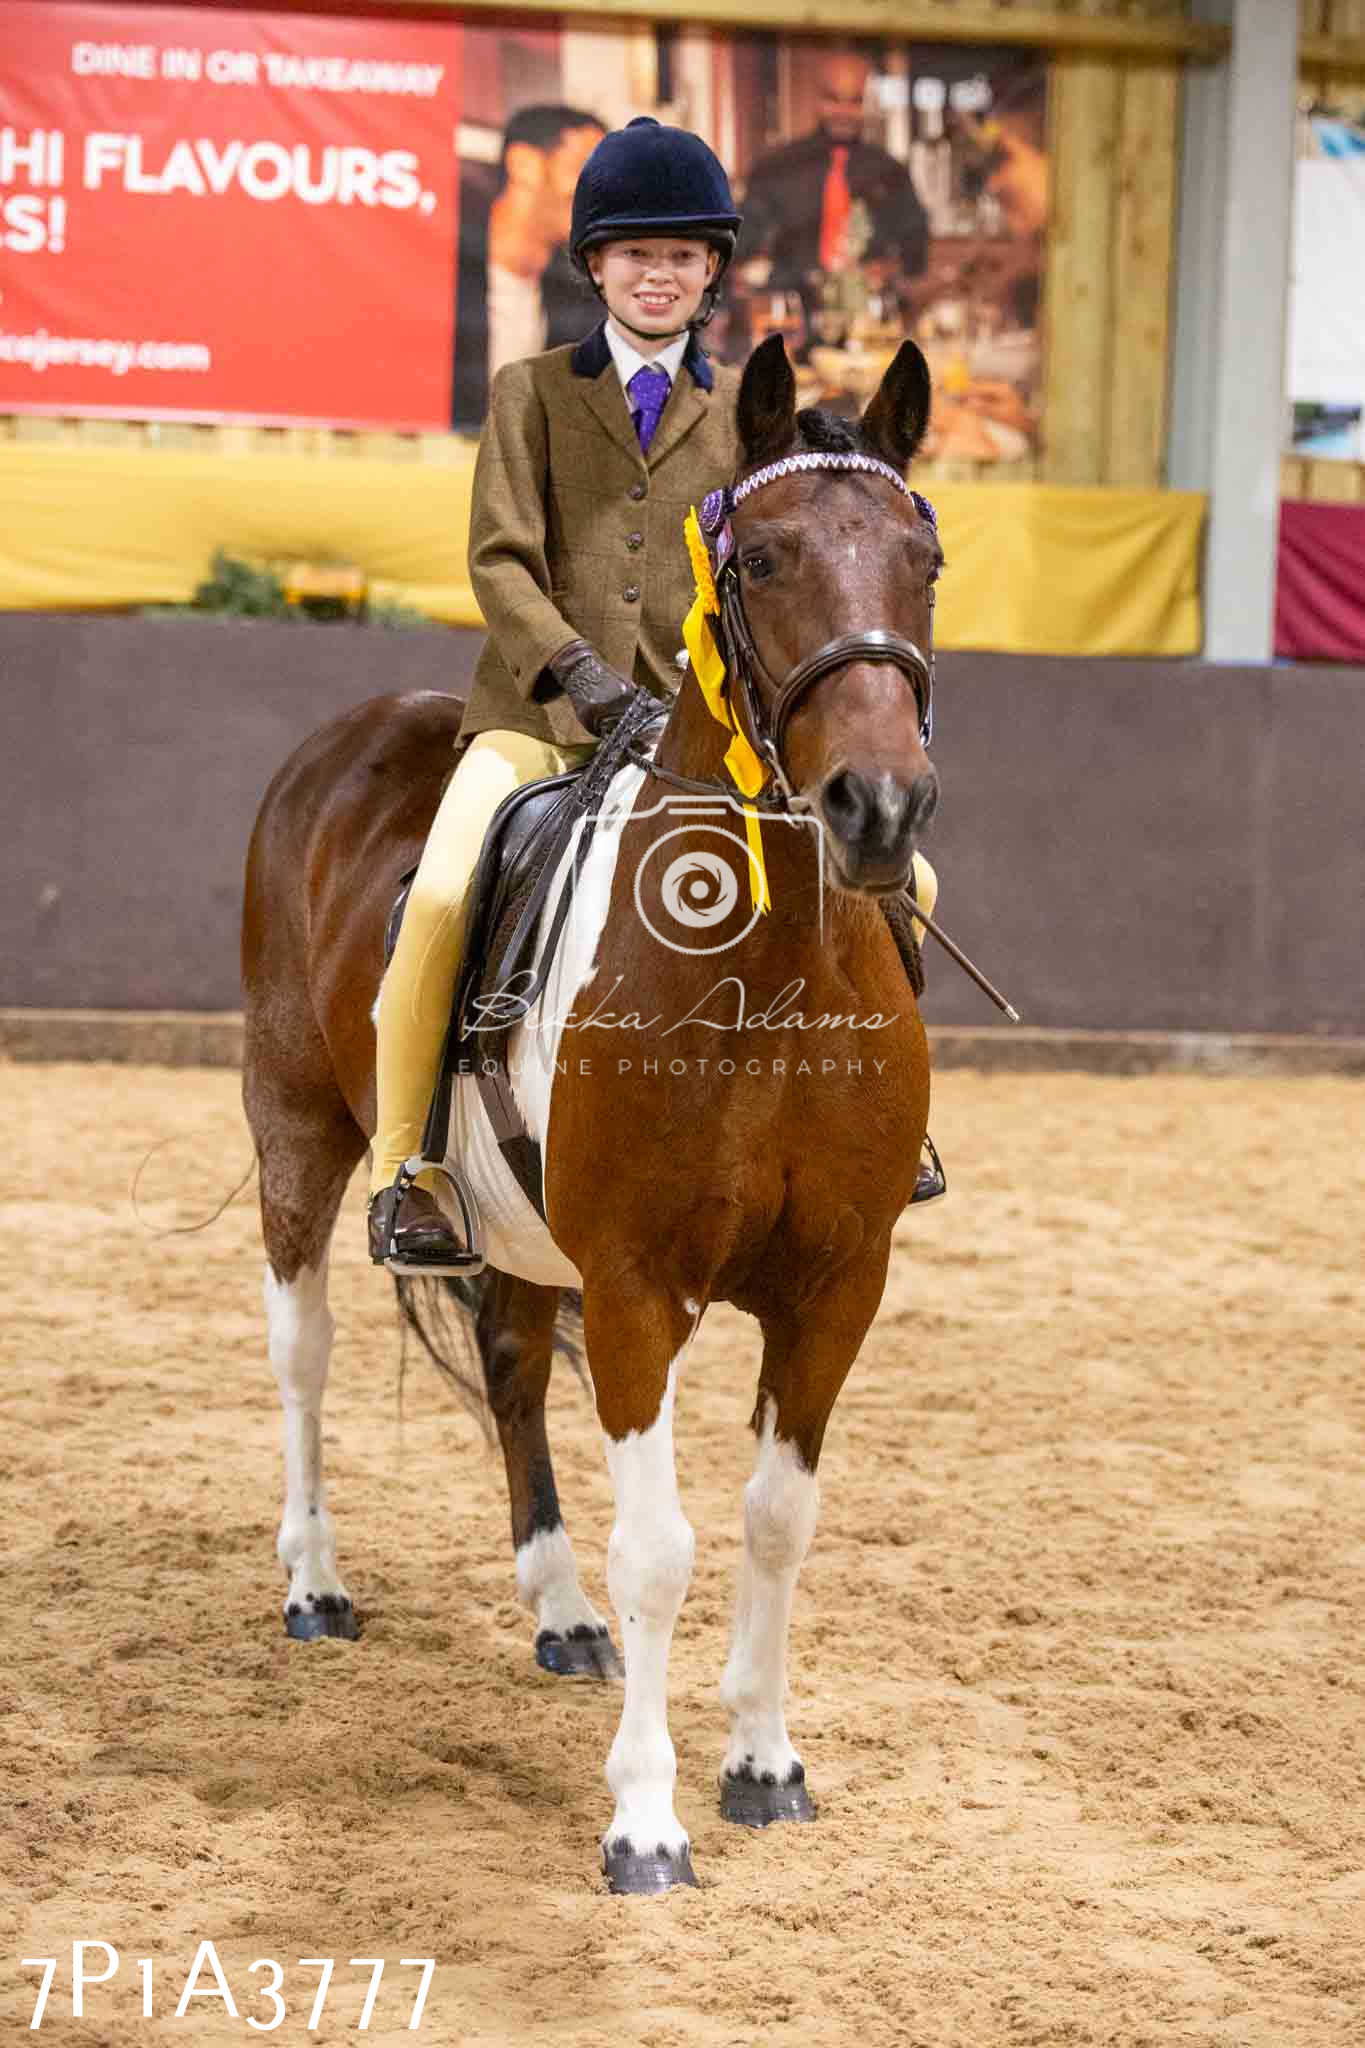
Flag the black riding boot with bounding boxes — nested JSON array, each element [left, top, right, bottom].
[[368, 1179, 482, 1274]]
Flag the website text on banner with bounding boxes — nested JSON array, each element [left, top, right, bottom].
[[0, 2, 459, 428]]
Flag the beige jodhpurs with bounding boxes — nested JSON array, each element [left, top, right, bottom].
[[371, 729, 593, 1195]]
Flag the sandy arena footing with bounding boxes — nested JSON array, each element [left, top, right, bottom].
[[2, 1060, 1362, 2045]]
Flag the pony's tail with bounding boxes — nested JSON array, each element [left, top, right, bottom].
[[392, 1274, 587, 1444]]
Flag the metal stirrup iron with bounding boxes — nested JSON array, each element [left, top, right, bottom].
[[384, 1154, 486, 1274]]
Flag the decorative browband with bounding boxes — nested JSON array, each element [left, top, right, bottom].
[[699, 457, 937, 548], [733, 451, 908, 506]]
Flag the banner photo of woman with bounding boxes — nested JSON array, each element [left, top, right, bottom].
[[451, 23, 1048, 467]]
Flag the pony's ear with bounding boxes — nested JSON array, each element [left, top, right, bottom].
[[737, 334, 798, 468], [860, 340, 933, 471]]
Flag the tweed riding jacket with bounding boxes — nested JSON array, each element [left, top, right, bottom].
[[459, 322, 742, 750]]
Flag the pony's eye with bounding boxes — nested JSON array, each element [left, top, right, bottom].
[[742, 554, 772, 582]]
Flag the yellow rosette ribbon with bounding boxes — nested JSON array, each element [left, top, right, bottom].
[[681, 506, 771, 914]]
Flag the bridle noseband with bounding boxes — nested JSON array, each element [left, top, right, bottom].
[[636, 452, 938, 813]]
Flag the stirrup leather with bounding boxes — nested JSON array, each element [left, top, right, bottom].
[[379, 1155, 486, 1275]]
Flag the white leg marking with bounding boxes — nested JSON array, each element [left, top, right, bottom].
[[515, 1525, 608, 1640], [719, 1398, 819, 1784], [265, 1258, 352, 1626], [602, 1353, 695, 1857]]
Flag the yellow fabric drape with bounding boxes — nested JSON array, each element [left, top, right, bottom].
[[0, 439, 481, 622], [925, 481, 1206, 657], [680, 505, 770, 915], [0, 442, 1205, 657]]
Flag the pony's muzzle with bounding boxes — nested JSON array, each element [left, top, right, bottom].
[[818, 764, 938, 890]]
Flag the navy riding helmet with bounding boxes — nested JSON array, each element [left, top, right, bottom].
[[569, 116, 741, 323]]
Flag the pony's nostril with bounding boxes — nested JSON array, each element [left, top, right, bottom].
[[909, 770, 939, 835], [821, 768, 871, 842]]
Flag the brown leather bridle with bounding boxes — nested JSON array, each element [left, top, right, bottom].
[[634, 452, 937, 813]]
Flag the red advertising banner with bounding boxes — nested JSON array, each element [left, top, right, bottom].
[[0, 2, 460, 427]]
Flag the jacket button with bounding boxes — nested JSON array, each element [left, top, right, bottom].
[[626, 531, 643, 550], [628, 481, 647, 501], [623, 584, 640, 603]]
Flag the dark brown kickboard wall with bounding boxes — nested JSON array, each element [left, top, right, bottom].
[[1, 616, 1358, 1035]]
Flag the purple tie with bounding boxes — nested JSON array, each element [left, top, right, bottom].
[[627, 363, 671, 451]]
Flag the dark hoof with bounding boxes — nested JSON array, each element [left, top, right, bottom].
[[536, 1624, 623, 1679], [720, 1762, 816, 1828], [285, 1595, 359, 1642], [603, 1840, 699, 1895]]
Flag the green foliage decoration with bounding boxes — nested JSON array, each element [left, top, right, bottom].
[[193, 550, 295, 618], [139, 550, 435, 628]]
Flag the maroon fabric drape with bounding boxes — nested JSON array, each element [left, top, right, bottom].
[[1275, 499, 1365, 662]]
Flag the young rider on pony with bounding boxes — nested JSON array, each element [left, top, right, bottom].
[[367, 117, 944, 1272]]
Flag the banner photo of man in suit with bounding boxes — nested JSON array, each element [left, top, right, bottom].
[[450, 24, 1047, 467], [736, 47, 932, 344]]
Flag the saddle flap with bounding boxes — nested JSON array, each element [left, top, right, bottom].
[[454, 766, 586, 1037], [410, 696, 663, 1221], [382, 768, 582, 977]]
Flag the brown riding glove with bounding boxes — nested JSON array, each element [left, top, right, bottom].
[[538, 639, 646, 738]]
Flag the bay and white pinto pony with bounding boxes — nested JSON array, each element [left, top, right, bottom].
[[242, 336, 942, 1891]]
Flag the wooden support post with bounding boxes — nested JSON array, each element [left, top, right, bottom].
[[1107, 60, 1180, 487], [1042, 3, 1122, 484]]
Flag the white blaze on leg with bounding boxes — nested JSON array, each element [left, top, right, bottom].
[[602, 1355, 695, 1858], [720, 1398, 819, 1784], [514, 1525, 608, 1639], [265, 1259, 352, 1623]]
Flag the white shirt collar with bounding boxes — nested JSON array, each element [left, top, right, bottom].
[[603, 318, 690, 394]]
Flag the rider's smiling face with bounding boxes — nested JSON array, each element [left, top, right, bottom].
[[587, 239, 720, 339]]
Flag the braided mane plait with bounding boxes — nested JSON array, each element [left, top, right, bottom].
[[793, 406, 859, 453]]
